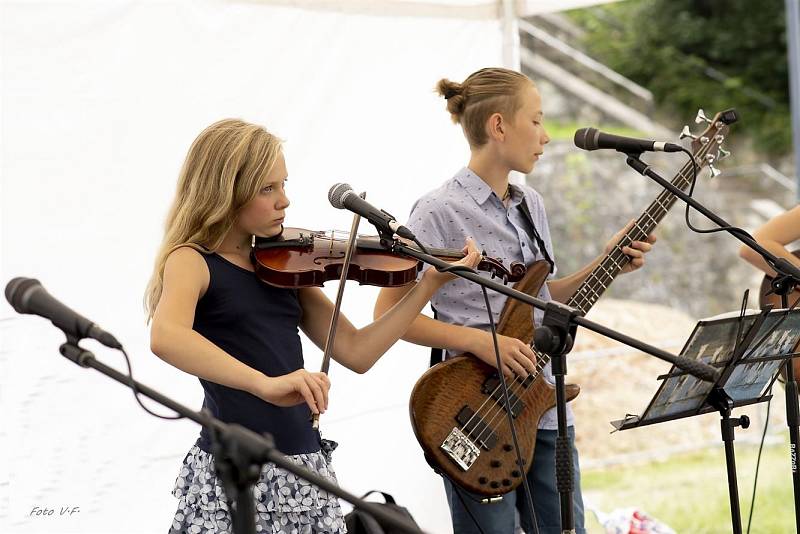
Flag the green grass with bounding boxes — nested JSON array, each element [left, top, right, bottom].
[[544, 120, 648, 142], [582, 436, 795, 533]]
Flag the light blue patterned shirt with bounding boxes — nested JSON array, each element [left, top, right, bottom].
[[406, 167, 573, 430]]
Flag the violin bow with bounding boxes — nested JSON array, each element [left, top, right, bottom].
[[312, 192, 365, 430]]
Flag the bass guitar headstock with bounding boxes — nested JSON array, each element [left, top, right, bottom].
[[679, 108, 738, 177]]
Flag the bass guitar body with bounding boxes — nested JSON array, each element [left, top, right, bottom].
[[409, 260, 579, 496]]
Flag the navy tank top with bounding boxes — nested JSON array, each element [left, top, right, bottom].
[[194, 252, 321, 455]]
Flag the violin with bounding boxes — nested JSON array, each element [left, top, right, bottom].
[[250, 227, 527, 288], [251, 223, 526, 431]]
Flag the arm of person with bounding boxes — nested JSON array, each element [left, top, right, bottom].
[[547, 219, 657, 303], [299, 240, 482, 374], [373, 280, 538, 378], [150, 247, 329, 413], [739, 205, 800, 277]]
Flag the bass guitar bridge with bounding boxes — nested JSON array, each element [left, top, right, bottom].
[[440, 427, 480, 471]]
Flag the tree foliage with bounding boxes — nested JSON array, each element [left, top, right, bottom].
[[569, 0, 791, 154]]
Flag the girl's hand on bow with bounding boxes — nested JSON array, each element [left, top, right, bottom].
[[258, 369, 331, 414]]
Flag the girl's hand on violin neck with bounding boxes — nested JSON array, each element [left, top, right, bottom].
[[257, 369, 330, 414], [424, 237, 482, 287]]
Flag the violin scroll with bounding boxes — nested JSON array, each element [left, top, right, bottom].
[[477, 257, 526, 284]]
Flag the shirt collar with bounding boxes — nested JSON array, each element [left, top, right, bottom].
[[454, 167, 524, 207]]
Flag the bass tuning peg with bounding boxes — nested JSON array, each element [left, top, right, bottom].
[[695, 108, 712, 124], [680, 125, 697, 140]]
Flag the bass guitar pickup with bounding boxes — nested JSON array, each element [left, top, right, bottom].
[[481, 374, 531, 418], [455, 406, 498, 450]]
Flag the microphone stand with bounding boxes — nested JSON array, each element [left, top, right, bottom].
[[624, 152, 800, 532], [378, 232, 720, 534], [56, 339, 425, 534]]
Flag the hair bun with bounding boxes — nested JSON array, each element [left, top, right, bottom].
[[436, 78, 466, 123]]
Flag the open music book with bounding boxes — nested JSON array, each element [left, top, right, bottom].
[[611, 307, 800, 430]]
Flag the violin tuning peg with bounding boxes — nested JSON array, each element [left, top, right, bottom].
[[680, 125, 697, 141], [695, 108, 712, 124]]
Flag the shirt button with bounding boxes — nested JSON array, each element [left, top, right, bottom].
[[522, 242, 527, 247]]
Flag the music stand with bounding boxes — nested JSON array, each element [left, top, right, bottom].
[[611, 306, 800, 534]]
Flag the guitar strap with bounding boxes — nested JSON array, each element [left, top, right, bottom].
[[429, 307, 445, 367], [518, 198, 555, 274]]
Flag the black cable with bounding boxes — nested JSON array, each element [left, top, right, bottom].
[[119, 346, 184, 420], [743, 294, 800, 532], [480, 285, 541, 534], [678, 147, 753, 242], [412, 236, 431, 256], [746, 387, 772, 534], [406, 237, 492, 533], [449, 477, 488, 534], [418, 238, 541, 533]]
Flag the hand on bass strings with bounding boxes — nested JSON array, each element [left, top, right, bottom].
[[605, 219, 657, 274], [469, 331, 538, 379]]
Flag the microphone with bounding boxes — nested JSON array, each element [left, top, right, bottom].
[[328, 183, 416, 240], [574, 127, 682, 153], [5, 277, 123, 349]]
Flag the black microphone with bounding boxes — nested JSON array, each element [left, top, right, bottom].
[[574, 127, 682, 153], [328, 183, 416, 240], [5, 277, 123, 349]]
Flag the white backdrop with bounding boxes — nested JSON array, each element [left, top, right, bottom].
[[1, 1, 511, 533]]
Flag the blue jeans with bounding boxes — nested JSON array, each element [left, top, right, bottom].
[[443, 427, 585, 534]]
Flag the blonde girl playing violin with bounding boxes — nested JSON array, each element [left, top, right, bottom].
[[145, 118, 479, 533]]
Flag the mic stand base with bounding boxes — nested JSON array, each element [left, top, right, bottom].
[[208, 422, 275, 534], [784, 367, 800, 533], [776, 284, 800, 533], [708, 388, 749, 534]]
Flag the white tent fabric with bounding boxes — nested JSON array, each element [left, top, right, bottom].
[[1, 1, 616, 532]]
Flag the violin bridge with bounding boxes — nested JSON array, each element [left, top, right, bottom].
[[441, 427, 480, 471]]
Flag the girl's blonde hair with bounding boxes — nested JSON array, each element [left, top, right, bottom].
[[144, 118, 283, 320], [436, 67, 534, 148]]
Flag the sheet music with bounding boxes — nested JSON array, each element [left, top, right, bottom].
[[612, 307, 800, 430]]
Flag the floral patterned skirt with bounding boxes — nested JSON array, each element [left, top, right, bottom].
[[169, 439, 347, 534]]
